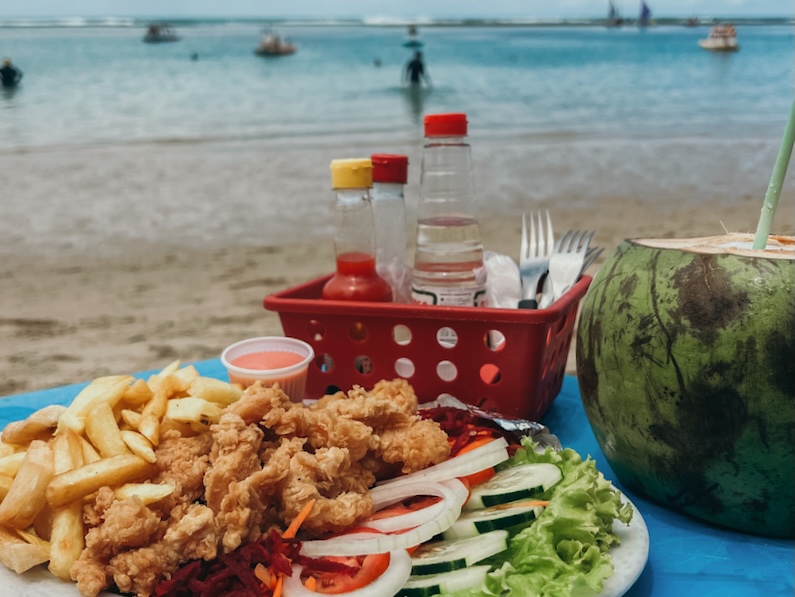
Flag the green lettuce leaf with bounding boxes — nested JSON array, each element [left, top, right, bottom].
[[445, 438, 633, 597]]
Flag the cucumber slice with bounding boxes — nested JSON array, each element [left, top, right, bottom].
[[410, 529, 508, 576], [442, 502, 544, 540], [399, 565, 491, 597], [464, 463, 562, 510]]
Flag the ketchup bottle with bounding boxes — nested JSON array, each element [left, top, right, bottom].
[[322, 158, 393, 302]]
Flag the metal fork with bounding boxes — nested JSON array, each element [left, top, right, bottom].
[[538, 229, 595, 308], [518, 210, 554, 309]]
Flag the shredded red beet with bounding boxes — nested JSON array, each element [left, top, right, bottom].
[[296, 555, 360, 576], [419, 406, 506, 455], [154, 529, 302, 597]]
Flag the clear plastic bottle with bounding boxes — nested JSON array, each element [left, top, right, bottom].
[[322, 158, 393, 303], [411, 113, 487, 306], [371, 153, 411, 303]]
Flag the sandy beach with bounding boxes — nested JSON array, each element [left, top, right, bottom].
[[1, 137, 793, 396]]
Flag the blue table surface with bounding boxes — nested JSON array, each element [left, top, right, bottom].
[[1, 362, 793, 596]]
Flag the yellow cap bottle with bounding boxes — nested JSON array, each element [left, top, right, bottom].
[[330, 158, 373, 189], [322, 158, 392, 304]]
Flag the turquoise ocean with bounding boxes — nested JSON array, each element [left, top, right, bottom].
[[1, 18, 793, 150]]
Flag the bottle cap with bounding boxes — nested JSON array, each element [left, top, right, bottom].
[[424, 113, 468, 137], [330, 158, 373, 189], [371, 154, 408, 184]]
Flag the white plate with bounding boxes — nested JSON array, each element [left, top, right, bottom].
[[1, 495, 648, 597], [601, 494, 650, 597]]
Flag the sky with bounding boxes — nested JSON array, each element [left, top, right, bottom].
[[0, 0, 792, 19]]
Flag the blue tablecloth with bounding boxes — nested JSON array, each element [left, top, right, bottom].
[[1, 363, 793, 596]]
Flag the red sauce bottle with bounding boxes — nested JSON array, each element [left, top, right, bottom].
[[322, 158, 393, 302]]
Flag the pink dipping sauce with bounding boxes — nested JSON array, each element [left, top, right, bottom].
[[227, 350, 309, 400], [230, 350, 305, 370]]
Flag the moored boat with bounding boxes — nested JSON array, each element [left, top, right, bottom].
[[143, 24, 180, 43], [254, 31, 297, 56], [698, 24, 739, 52], [403, 25, 424, 48], [606, 1, 625, 27], [638, 1, 652, 27]]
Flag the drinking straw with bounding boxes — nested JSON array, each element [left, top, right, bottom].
[[753, 98, 795, 249]]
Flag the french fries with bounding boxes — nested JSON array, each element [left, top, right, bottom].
[[189, 376, 243, 406], [57, 375, 134, 435], [1, 405, 66, 445], [114, 483, 175, 505], [47, 454, 154, 509], [0, 361, 243, 585], [0, 526, 49, 574], [0, 474, 13, 502], [47, 430, 85, 581], [85, 402, 129, 458], [120, 431, 156, 464], [0, 441, 54, 529], [0, 453, 25, 477], [166, 397, 224, 424], [121, 379, 154, 407]]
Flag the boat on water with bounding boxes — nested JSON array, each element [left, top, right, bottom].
[[638, 1, 652, 27], [698, 24, 740, 52], [254, 31, 297, 56], [606, 1, 625, 27], [403, 25, 424, 48], [143, 24, 180, 43]]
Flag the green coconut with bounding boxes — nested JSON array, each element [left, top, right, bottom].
[[576, 233, 795, 538]]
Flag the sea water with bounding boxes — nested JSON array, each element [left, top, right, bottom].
[[0, 19, 792, 150], [0, 19, 793, 256]]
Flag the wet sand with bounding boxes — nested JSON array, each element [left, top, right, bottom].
[[1, 137, 793, 395]]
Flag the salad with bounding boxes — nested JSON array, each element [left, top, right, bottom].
[[154, 404, 634, 597]]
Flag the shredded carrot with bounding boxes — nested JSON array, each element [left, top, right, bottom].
[[255, 563, 276, 588], [272, 574, 284, 597], [304, 576, 318, 591], [283, 499, 316, 539], [456, 435, 498, 455], [492, 499, 550, 510], [271, 499, 317, 597]]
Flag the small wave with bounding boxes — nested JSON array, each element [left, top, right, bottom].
[[100, 16, 136, 27], [362, 16, 415, 27], [58, 17, 88, 27]]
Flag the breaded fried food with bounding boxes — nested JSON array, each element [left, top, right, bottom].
[[67, 380, 450, 596]]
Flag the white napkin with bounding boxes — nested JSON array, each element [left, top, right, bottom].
[[484, 251, 522, 309]]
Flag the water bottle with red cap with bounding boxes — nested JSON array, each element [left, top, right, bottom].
[[411, 113, 487, 307], [371, 153, 411, 303]]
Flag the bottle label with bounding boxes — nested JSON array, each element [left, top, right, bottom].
[[411, 285, 488, 307]]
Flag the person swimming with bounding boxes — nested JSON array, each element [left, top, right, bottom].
[[0, 58, 23, 88]]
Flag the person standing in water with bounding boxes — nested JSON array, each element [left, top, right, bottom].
[[0, 58, 23, 88], [403, 51, 430, 87]]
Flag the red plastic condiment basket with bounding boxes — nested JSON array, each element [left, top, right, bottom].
[[264, 275, 591, 421]]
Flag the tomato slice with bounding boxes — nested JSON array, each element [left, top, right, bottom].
[[459, 466, 496, 488], [306, 553, 391, 594]]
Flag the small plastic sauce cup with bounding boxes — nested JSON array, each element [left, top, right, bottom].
[[220, 336, 314, 402]]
